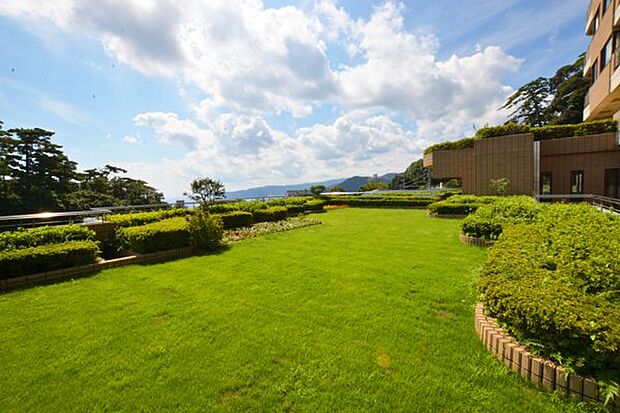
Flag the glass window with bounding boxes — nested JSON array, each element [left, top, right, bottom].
[[605, 169, 619, 199], [571, 171, 584, 194], [593, 60, 599, 82], [602, 37, 613, 69], [594, 11, 600, 35], [541, 172, 552, 195]]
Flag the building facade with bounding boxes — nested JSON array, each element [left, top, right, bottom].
[[423, 132, 620, 198], [584, 0, 620, 121]]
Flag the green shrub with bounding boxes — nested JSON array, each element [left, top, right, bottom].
[[236, 201, 269, 213], [479, 204, 620, 380], [188, 210, 223, 249], [427, 195, 497, 216], [117, 217, 190, 254], [208, 203, 241, 214], [461, 196, 540, 240], [303, 200, 325, 212], [474, 120, 617, 141], [267, 197, 312, 207], [107, 208, 189, 228], [0, 240, 100, 279], [217, 211, 253, 229], [285, 205, 305, 214], [252, 206, 288, 223], [323, 195, 438, 208], [424, 137, 476, 155], [0, 224, 95, 250], [475, 122, 531, 139]]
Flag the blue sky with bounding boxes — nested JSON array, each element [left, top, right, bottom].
[[0, 0, 588, 198]]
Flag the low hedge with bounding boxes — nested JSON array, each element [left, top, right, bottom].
[[479, 204, 620, 380], [0, 224, 95, 250], [424, 137, 476, 155], [427, 195, 497, 216], [323, 196, 437, 208], [303, 200, 325, 212], [217, 211, 253, 229], [285, 205, 305, 214], [252, 206, 288, 223], [461, 196, 541, 240], [107, 208, 190, 228], [474, 123, 531, 139], [0, 240, 100, 279], [475, 119, 617, 141], [117, 217, 190, 254]]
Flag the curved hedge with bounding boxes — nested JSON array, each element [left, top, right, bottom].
[[0, 240, 100, 279], [107, 208, 190, 228], [217, 211, 253, 229], [461, 196, 541, 240], [428, 195, 496, 216], [252, 206, 288, 223], [478, 204, 620, 380], [0, 224, 95, 250]]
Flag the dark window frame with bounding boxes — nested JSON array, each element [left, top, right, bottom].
[[570, 170, 585, 195], [540, 172, 553, 195], [602, 36, 613, 69], [605, 168, 620, 199], [594, 10, 600, 35]]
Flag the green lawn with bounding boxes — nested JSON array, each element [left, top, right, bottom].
[[0, 209, 597, 412]]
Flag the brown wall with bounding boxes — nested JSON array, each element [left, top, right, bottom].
[[473, 134, 535, 196], [540, 133, 620, 195], [424, 148, 475, 193]]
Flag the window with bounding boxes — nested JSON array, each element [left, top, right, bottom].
[[593, 60, 599, 82], [604, 0, 612, 14], [602, 37, 613, 69], [540, 172, 552, 195], [594, 11, 600, 35], [571, 171, 584, 194], [605, 169, 620, 199]]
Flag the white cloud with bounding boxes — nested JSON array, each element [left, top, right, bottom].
[[0, 0, 524, 195], [38, 96, 89, 125], [122, 133, 141, 144]]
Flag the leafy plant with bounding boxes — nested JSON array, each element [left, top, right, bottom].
[[0, 224, 95, 250], [185, 177, 225, 205], [490, 178, 510, 196], [188, 210, 223, 249]]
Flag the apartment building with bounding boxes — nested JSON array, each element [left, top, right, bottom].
[[584, 0, 620, 121]]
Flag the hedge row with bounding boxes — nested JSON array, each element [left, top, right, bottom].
[[117, 217, 192, 254], [479, 204, 620, 380], [0, 240, 100, 279], [323, 196, 438, 208], [252, 206, 288, 223], [424, 137, 476, 155], [0, 224, 95, 250], [427, 195, 497, 216], [217, 211, 253, 229], [461, 196, 541, 240], [209, 198, 320, 215], [107, 208, 190, 228]]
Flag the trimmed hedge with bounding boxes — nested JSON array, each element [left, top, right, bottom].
[[117, 217, 190, 254], [0, 224, 95, 250], [252, 206, 288, 223], [461, 196, 541, 240], [323, 196, 438, 208], [285, 205, 305, 214], [428, 195, 497, 216], [217, 211, 253, 229], [474, 122, 531, 139], [107, 208, 190, 228], [0, 240, 100, 279], [424, 137, 476, 155], [303, 200, 325, 212], [479, 204, 620, 380]]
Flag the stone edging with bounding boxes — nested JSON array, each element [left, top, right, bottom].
[[428, 213, 467, 219], [0, 247, 197, 291], [475, 304, 619, 410], [459, 233, 496, 247]]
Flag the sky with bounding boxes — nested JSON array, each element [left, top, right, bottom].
[[0, 0, 589, 198]]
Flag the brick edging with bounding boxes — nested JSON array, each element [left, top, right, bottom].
[[0, 247, 197, 291], [475, 304, 619, 410], [459, 233, 496, 247]]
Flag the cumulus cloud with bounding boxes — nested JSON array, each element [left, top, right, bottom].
[[0, 0, 523, 195]]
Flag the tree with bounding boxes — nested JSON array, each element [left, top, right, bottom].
[[328, 185, 345, 192], [359, 180, 388, 192], [501, 54, 590, 126], [309, 185, 326, 195], [391, 159, 428, 189], [185, 177, 225, 205]]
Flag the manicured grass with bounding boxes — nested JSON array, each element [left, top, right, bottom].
[[0, 209, 599, 412]]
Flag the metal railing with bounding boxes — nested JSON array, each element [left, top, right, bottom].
[[536, 194, 620, 214]]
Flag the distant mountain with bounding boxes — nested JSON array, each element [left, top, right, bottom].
[[336, 173, 397, 192], [227, 178, 344, 199]]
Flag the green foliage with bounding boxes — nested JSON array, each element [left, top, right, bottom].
[[461, 196, 540, 240], [285, 204, 305, 214], [0, 224, 95, 250], [324, 194, 438, 208], [309, 185, 326, 195], [0, 240, 100, 279], [474, 123, 531, 139], [359, 180, 388, 192], [303, 200, 325, 212], [117, 217, 190, 254], [489, 178, 510, 196], [185, 177, 225, 205], [217, 211, 253, 229], [501, 77, 552, 127], [107, 208, 190, 228], [223, 217, 322, 243], [187, 210, 223, 249], [472, 119, 617, 141], [479, 204, 620, 381], [423, 137, 476, 155], [252, 206, 288, 223], [427, 195, 497, 216], [328, 185, 345, 192]]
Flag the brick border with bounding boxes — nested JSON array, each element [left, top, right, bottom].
[[475, 304, 619, 410], [459, 233, 496, 247], [0, 247, 197, 291]]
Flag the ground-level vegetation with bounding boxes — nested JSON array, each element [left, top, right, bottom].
[[0, 209, 601, 412]]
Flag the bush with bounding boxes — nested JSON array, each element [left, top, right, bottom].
[[0, 224, 95, 250], [427, 195, 497, 216], [217, 211, 253, 229], [323, 195, 438, 208], [479, 204, 620, 380], [303, 200, 325, 212], [285, 205, 305, 214], [461, 196, 540, 240], [475, 122, 531, 139], [474, 119, 617, 141], [107, 208, 189, 228], [0, 240, 100, 279], [117, 217, 190, 254], [424, 137, 476, 155], [208, 203, 241, 214], [252, 206, 288, 223], [188, 210, 223, 248]]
